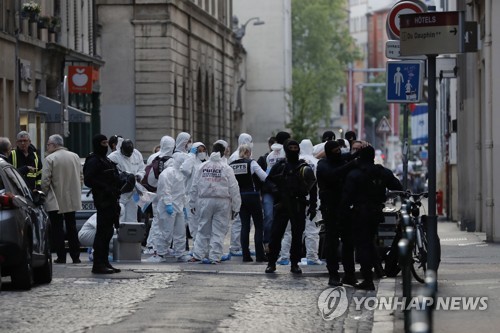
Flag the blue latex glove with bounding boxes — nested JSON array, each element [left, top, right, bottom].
[[132, 192, 140, 203], [183, 207, 188, 219], [166, 204, 174, 215], [190, 146, 198, 154]]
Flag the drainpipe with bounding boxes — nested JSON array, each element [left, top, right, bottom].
[[484, 0, 494, 240], [14, 2, 20, 134], [473, 3, 482, 232]]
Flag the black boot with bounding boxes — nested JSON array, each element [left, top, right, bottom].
[[328, 272, 342, 286], [265, 263, 276, 273], [290, 264, 302, 274], [341, 274, 358, 286], [355, 280, 375, 291]]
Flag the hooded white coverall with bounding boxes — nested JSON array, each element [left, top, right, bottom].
[[108, 139, 146, 223], [189, 152, 241, 262], [155, 152, 189, 259], [180, 142, 207, 241], [145, 136, 175, 250], [227, 133, 253, 253], [174, 132, 191, 154]]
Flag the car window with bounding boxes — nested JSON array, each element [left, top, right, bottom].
[[4, 166, 33, 200]]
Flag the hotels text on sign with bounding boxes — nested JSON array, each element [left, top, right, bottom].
[[400, 11, 464, 56]]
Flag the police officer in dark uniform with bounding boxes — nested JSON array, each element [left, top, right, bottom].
[[316, 140, 359, 286], [83, 134, 122, 274], [229, 144, 268, 262], [341, 145, 403, 290], [265, 139, 317, 274]]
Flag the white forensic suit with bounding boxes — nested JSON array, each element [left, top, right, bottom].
[[108, 139, 146, 222], [145, 136, 175, 250], [180, 142, 207, 241], [189, 152, 241, 263], [155, 152, 191, 261], [174, 132, 191, 154], [227, 133, 253, 255]]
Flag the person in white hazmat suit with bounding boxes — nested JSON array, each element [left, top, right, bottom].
[[227, 133, 253, 256], [108, 138, 145, 222], [180, 142, 207, 243], [189, 142, 241, 264], [145, 136, 176, 254], [174, 132, 192, 154], [277, 139, 324, 265], [149, 152, 192, 262], [214, 139, 230, 164]]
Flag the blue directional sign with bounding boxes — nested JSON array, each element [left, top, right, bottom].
[[386, 60, 425, 103]]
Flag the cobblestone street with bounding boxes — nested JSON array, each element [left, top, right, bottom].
[[0, 259, 392, 333]]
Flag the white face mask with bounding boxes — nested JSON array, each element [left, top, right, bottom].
[[341, 147, 350, 154], [248, 142, 254, 148], [186, 143, 192, 151], [197, 152, 207, 161]]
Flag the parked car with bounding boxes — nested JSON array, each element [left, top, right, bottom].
[[0, 158, 52, 290]]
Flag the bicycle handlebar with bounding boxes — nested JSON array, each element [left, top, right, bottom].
[[386, 190, 429, 202]]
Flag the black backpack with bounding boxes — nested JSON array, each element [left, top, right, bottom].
[[141, 155, 171, 192], [363, 164, 388, 204]]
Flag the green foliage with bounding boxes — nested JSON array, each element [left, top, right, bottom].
[[364, 73, 389, 123], [288, 0, 360, 141]]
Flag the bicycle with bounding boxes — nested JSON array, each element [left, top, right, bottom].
[[383, 190, 429, 283]]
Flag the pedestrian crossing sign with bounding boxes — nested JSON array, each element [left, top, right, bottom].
[[386, 60, 425, 103], [377, 116, 392, 134]]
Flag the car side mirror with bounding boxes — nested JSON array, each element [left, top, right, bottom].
[[31, 190, 46, 206]]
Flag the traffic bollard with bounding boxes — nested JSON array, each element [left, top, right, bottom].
[[399, 238, 411, 333]]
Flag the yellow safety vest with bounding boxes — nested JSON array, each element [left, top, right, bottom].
[[11, 150, 40, 185]]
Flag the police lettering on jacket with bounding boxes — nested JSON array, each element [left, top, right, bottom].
[[201, 167, 222, 181]]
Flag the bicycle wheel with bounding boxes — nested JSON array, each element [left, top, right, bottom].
[[411, 227, 427, 283]]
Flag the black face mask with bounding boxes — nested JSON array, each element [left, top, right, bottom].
[[284, 140, 300, 163], [92, 134, 108, 157], [328, 151, 341, 162], [286, 151, 299, 163]]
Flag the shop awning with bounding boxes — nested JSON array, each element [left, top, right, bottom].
[[36, 95, 91, 123]]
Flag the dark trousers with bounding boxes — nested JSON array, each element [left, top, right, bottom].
[[352, 210, 378, 282], [239, 193, 265, 259], [92, 202, 119, 267], [49, 211, 80, 261], [324, 208, 355, 277], [268, 200, 306, 265]]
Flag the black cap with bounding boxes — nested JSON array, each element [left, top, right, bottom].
[[276, 131, 291, 145], [322, 130, 335, 142], [345, 131, 357, 141]]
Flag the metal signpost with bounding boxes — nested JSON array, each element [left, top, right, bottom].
[[399, 10, 467, 278]]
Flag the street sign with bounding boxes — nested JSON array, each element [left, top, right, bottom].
[[386, 60, 425, 103], [464, 21, 479, 53], [377, 116, 392, 134], [400, 11, 464, 56], [385, 40, 426, 59], [386, 0, 427, 40]]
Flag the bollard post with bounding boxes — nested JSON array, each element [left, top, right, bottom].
[[410, 287, 433, 333], [399, 238, 411, 332], [424, 270, 438, 330]]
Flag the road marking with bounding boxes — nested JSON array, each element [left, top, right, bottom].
[[458, 242, 486, 247], [441, 237, 468, 242]]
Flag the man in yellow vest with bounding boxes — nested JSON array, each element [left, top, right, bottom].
[[8, 131, 42, 190]]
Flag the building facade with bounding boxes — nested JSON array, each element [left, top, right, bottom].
[[0, 0, 103, 157], [232, 0, 292, 157], [96, 0, 237, 157]]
